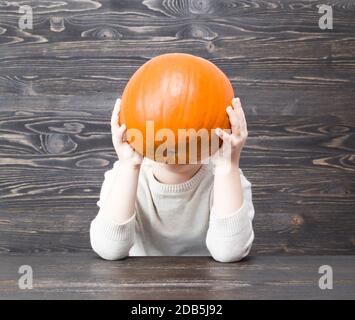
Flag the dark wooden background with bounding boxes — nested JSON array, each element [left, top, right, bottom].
[[0, 0, 354, 256]]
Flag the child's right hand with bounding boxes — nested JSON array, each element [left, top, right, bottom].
[[111, 98, 143, 168]]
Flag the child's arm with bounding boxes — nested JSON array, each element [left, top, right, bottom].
[[207, 98, 254, 262], [90, 99, 142, 260]]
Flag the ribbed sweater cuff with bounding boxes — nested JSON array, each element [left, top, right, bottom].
[[91, 213, 136, 241], [209, 201, 251, 237]]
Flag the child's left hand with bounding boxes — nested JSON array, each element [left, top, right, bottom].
[[212, 97, 248, 169]]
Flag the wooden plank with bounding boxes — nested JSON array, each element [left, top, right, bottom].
[[1, 55, 355, 96], [1, 1, 355, 32], [0, 2, 354, 97], [1, 200, 354, 255], [0, 1, 354, 256], [1, 111, 354, 168], [0, 109, 354, 254], [0, 254, 354, 299], [1, 183, 354, 254], [1, 89, 355, 116]]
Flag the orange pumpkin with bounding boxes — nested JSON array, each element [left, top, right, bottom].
[[119, 53, 233, 163]]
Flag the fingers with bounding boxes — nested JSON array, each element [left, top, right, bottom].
[[111, 98, 127, 145], [230, 97, 248, 137], [232, 97, 241, 110], [226, 98, 240, 134], [116, 123, 127, 143], [112, 124, 126, 147], [111, 98, 121, 128], [235, 98, 247, 136], [226, 105, 239, 130], [215, 127, 238, 146]]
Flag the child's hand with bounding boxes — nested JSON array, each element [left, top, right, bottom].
[[111, 98, 143, 168], [212, 97, 248, 169]]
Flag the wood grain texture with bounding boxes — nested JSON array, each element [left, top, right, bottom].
[[0, 1, 355, 255], [0, 108, 354, 254], [1, 254, 355, 299], [1, 1, 355, 96]]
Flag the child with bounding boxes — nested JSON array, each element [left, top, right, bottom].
[[90, 97, 254, 262]]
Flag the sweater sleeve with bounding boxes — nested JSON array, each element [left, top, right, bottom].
[[90, 161, 136, 260], [206, 169, 255, 263]]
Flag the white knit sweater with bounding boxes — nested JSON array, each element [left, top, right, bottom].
[[90, 159, 255, 262]]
